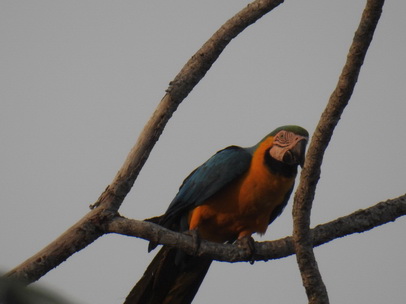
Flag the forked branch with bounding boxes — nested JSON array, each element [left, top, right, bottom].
[[5, 0, 284, 284]]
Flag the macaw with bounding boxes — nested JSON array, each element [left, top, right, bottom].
[[124, 125, 309, 304]]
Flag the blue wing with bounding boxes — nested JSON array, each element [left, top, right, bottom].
[[160, 145, 252, 228]]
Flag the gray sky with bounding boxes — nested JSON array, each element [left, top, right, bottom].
[[1, 1, 405, 303]]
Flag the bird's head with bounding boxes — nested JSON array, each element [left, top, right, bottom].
[[267, 125, 309, 168]]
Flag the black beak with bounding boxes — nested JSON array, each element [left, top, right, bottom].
[[283, 138, 307, 167]]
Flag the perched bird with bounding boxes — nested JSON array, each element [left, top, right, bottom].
[[124, 125, 309, 304]]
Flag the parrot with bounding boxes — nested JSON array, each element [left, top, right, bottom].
[[124, 125, 309, 304]]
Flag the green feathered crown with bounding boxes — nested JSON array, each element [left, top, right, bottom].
[[268, 125, 309, 138]]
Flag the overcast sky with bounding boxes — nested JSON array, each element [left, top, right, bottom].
[[1, 1, 405, 303]]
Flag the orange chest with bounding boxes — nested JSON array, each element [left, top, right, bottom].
[[237, 167, 294, 215], [188, 161, 295, 242]]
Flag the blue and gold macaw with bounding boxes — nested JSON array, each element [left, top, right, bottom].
[[125, 125, 309, 304]]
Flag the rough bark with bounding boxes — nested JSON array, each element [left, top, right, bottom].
[[292, 1, 386, 303], [106, 194, 406, 262]]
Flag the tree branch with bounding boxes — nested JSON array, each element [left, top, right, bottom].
[[106, 194, 406, 262], [5, 209, 109, 283], [91, 0, 285, 212], [292, 1, 385, 303], [5, 0, 284, 284]]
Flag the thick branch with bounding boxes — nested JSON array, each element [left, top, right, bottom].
[[5, 0, 284, 284], [106, 194, 406, 262], [5, 208, 112, 283], [292, 1, 385, 303]]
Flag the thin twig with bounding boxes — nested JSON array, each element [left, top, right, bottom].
[[292, 1, 386, 303]]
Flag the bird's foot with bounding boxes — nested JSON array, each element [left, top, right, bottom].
[[185, 229, 201, 256], [236, 235, 256, 265]]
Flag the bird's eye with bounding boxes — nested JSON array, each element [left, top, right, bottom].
[[275, 131, 291, 146], [277, 131, 287, 141]]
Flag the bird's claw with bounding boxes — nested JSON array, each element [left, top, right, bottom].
[[185, 229, 201, 256], [236, 235, 256, 264]]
